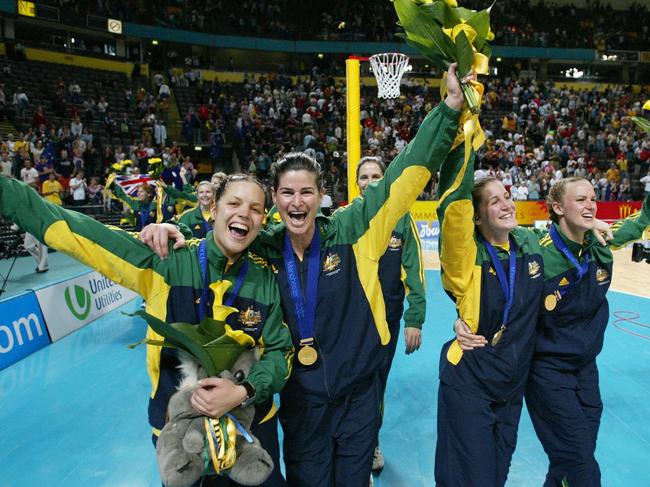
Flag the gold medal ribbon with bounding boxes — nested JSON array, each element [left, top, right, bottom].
[[204, 416, 238, 474]]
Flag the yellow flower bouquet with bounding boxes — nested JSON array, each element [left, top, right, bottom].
[[393, 0, 494, 113]]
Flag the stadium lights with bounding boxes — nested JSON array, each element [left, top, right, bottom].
[[152, 40, 159, 45], [318, 53, 324, 59], [194, 146, 202, 151], [565, 68, 584, 78], [601, 54, 618, 61]]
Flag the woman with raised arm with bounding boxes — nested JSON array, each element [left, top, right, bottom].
[[0, 173, 293, 487], [434, 143, 545, 487], [142, 64, 466, 487]]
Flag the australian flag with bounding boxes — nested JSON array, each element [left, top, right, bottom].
[[114, 174, 158, 197]]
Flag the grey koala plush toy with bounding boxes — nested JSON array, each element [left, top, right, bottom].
[[156, 348, 274, 487]]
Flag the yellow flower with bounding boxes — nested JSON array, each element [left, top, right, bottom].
[[443, 23, 477, 44], [643, 100, 650, 111], [121, 159, 133, 166], [112, 163, 123, 171], [148, 157, 162, 164], [443, 0, 458, 6], [486, 28, 495, 41]]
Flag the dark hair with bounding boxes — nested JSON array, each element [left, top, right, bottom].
[[270, 152, 323, 191], [356, 156, 386, 180], [546, 176, 587, 223], [213, 173, 265, 203]]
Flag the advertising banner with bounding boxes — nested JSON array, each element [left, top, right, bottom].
[[35, 271, 138, 342], [410, 200, 643, 227], [0, 292, 50, 370]]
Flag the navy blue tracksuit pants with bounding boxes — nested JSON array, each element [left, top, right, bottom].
[[435, 383, 524, 487], [279, 374, 382, 487], [525, 360, 602, 487]]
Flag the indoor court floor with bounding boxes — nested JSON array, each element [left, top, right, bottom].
[[1, 251, 649, 487]]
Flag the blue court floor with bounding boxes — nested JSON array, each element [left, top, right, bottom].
[[1, 269, 649, 487]]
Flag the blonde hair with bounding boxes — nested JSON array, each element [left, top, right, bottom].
[[546, 176, 587, 223]]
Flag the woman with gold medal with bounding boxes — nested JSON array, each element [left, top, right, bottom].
[[525, 177, 650, 487], [434, 142, 546, 486], [141, 64, 467, 487]]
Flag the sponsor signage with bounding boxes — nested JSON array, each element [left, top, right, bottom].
[[416, 220, 440, 251], [0, 292, 50, 370], [35, 271, 138, 341]]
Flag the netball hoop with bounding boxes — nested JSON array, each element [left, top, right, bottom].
[[369, 52, 410, 99]]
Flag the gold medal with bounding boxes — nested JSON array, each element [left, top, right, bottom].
[[298, 345, 318, 366], [491, 324, 506, 346], [544, 293, 557, 311]]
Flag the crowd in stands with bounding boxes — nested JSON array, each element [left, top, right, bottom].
[[43, 0, 650, 51], [1, 54, 648, 221]]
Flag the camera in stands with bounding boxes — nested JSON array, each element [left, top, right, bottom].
[[631, 243, 650, 264]]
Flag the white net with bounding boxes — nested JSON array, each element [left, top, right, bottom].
[[369, 52, 410, 99]]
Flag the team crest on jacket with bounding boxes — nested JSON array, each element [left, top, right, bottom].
[[559, 277, 570, 286], [528, 260, 541, 278], [323, 253, 341, 273], [388, 235, 403, 249], [488, 267, 496, 276], [596, 267, 610, 284], [239, 306, 262, 327]]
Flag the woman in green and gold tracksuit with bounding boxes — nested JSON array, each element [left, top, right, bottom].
[[108, 180, 158, 231], [525, 178, 650, 487], [177, 181, 215, 239], [434, 144, 545, 487], [355, 155, 426, 473], [147, 65, 466, 487], [0, 173, 294, 487]]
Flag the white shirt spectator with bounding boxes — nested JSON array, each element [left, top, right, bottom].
[[21, 166, 39, 186], [70, 176, 87, 201], [1, 158, 12, 177]]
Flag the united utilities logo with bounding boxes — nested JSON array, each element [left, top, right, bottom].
[[64, 285, 92, 321]]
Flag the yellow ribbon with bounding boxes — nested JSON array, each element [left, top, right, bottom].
[[643, 100, 650, 111], [205, 416, 238, 473], [440, 74, 486, 171]]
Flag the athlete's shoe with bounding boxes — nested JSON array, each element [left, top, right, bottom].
[[372, 446, 385, 472]]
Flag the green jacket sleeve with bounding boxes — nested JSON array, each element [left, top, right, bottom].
[[165, 185, 198, 204], [0, 175, 165, 301], [608, 193, 650, 248], [108, 178, 140, 210], [330, 102, 460, 257], [247, 280, 294, 403], [436, 144, 479, 299], [401, 213, 426, 330]]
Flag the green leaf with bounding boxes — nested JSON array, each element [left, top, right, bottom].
[[632, 116, 650, 133], [454, 6, 478, 21], [480, 43, 492, 58], [394, 0, 455, 60], [127, 310, 218, 376], [197, 316, 228, 339], [203, 343, 248, 372], [454, 30, 475, 79], [419, 2, 460, 28], [464, 8, 491, 50], [399, 34, 452, 70]]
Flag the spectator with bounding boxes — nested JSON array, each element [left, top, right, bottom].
[[69, 169, 87, 206], [41, 171, 63, 205], [13, 86, 28, 118], [20, 159, 39, 188]]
